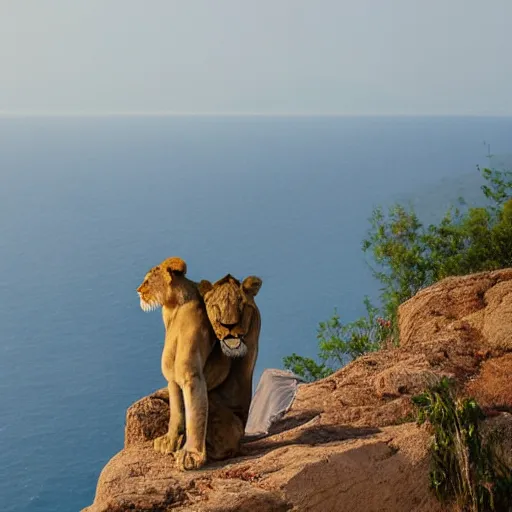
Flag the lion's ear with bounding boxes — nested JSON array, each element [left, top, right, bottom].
[[242, 276, 262, 297], [164, 257, 187, 278], [197, 280, 213, 297]]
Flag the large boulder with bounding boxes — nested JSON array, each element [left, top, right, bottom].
[[84, 269, 512, 511], [125, 388, 170, 448]]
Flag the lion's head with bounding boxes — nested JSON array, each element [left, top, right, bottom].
[[199, 274, 262, 358], [137, 257, 188, 311]]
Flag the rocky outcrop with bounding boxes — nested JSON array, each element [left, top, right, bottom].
[[125, 388, 170, 448], [466, 354, 512, 410], [84, 269, 512, 512]]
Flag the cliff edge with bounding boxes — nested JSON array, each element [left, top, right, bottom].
[[83, 269, 512, 512]]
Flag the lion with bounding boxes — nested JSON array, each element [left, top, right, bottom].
[[199, 274, 262, 460], [136, 256, 216, 471]]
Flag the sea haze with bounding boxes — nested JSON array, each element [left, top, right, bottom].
[[0, 116, 510, 511]]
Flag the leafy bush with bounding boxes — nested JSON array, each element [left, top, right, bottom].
[[413, 378, 512, 511], [281, 353, 331, 383], [284, 165, 512, 381], [283, 297, 392, 382]]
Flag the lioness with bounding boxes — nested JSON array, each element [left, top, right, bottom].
[[136, 256, 214, 471], [200, 274, 262, 459]]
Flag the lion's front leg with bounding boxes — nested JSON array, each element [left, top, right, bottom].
[[154, 380, 185, 455], [175, 370, 208, 471]]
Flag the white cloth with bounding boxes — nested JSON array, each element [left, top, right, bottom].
[[245, 369, 305, 438]]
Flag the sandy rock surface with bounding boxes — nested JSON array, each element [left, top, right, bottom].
[[84, 269, 512, 511]]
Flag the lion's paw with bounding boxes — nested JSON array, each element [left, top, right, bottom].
[[175, 448, 206, 471], [153, 433, 184, 455]]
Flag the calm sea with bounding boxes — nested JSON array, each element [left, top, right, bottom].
[[0, 116, 510, 511]]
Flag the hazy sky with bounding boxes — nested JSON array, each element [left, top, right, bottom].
[[1, 0, 511, 115]]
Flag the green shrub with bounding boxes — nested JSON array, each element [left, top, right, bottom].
[[281, 353, 331, 383], [316, 297, 391, 364], [283, 297, 392, 380], [412, 378, 512, 511]]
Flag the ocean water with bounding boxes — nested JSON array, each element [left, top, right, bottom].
[[0, 116, 510, 511]]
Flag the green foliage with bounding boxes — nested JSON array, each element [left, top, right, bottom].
[[413, 378, 512, 511], [316, 297, 392, 367], [362, 167, 512, 338], [362, 203, 430, 333], [281, 353, 331, 383], [283, 297, 392, 380], [480, 165, 512, 213], [283, 165, 512, 382]]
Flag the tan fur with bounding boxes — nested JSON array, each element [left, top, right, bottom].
[[200, 274, 262, 460], [137, 257, 214, 471], [202, 274, 261, 349]]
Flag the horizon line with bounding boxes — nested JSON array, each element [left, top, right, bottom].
[[0, 111, 511, 119]]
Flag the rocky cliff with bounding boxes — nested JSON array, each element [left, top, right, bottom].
[[83, 269, 512, 512]]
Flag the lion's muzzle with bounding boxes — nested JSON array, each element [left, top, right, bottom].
[[219, 337, 248, 358]]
